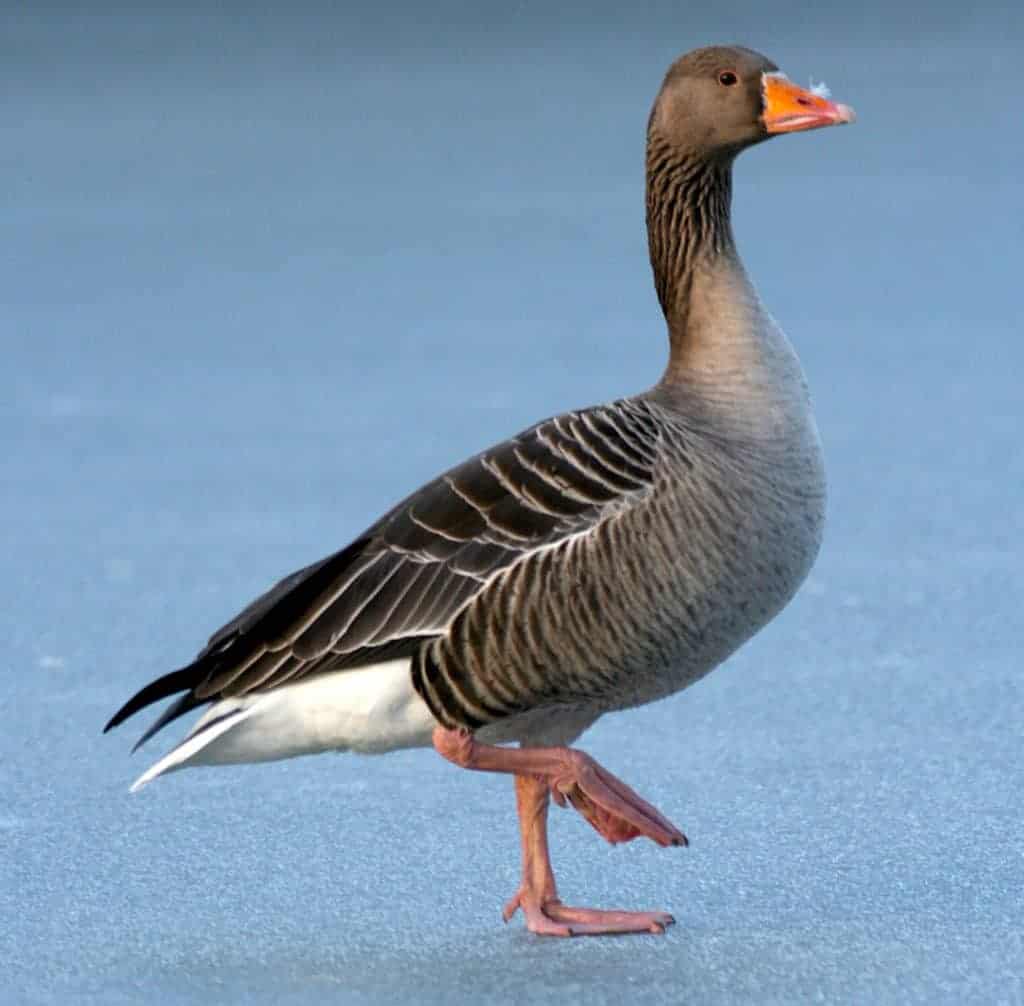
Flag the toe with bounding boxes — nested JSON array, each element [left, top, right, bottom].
[[545, 903, 676, 931]]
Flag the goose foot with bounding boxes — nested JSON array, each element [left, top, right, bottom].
[[503, 891, 675, 937], [547, 751, 688, 847]]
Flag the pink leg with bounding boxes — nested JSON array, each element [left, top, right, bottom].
[[433, 726, 687, 848], [433, 726, 686, 937]]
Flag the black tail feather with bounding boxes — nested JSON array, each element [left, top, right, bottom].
[[103, 664, 205, 734]]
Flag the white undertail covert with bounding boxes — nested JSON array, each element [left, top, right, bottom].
[[130, 659, 437, 791]]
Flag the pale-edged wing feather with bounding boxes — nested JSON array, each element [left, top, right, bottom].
[[104, 400, 661, 744]]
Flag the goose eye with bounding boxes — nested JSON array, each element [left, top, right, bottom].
[[718, 70, 738, 87]]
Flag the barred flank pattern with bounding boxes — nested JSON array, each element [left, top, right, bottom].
[[411, 409, 823, 731]]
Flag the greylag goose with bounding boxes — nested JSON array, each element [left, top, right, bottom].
[[106, 45, 854, 937]]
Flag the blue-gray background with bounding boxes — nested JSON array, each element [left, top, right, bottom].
[[3, 2, 1022, 1003]]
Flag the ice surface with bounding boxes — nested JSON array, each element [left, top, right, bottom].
[[3, 3, 1023, 1003]]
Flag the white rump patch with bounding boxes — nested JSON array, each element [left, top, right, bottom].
[[130, 658, 438, 791]]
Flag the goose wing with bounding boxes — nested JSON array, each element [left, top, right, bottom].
[[104, 400, 661, 744]]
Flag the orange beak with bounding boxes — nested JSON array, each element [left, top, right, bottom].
[[761, 74, 856, 135]]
